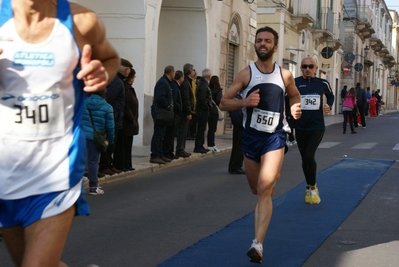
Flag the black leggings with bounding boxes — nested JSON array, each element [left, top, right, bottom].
[[295, 129, 325, 186]]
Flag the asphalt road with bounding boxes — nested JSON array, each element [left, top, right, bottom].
[[1, 112, 398, 267]]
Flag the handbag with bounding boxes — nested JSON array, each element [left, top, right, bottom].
[[152, 104, 175, 126], [88, 109, 109, 153], [212, 100, 224, 121]]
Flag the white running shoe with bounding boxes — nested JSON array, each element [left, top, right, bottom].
[[208, 146, 220, 152], [247, 239, 263, 263]]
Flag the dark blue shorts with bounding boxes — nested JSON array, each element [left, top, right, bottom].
[[0, 180, 89, 228], [242, 130, 286, 162]]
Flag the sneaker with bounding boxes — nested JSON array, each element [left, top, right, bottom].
[[208, 146, 220, 152], [247, 239, 263, 263], [89, 187, 104, 195], [305, 189, 311, 203], [291, 140, 297, 145], [286, 141, 293, 146], [305, 186, 321, 204]]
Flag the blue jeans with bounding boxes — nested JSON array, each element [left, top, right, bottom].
[[87, 139, 100, 187]]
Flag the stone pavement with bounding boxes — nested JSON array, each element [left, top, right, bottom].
[[95, 114, 343, 186]]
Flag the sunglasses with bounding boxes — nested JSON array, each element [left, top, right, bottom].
[[301, 64, 315, 69]]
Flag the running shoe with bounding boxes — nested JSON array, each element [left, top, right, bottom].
[[309, 187, 321, 204], [291, 140, 297, 145], [305, 189, 311, 203], [247, 239, 263, 264], [89, 187, 104, 195], [286, 141, 293, 146]]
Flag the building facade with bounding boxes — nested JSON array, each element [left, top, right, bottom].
[[343, 0, 397, 111], [74, 0, 257, 145], [257, 0, 345, 114]]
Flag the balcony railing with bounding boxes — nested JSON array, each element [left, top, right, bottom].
[[314, 7, 334, 33], [291, 0, 317, 19]]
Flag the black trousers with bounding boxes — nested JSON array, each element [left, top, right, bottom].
[[194, 108, 209, 149], [228, 126, 244, 172], [295, 129, 324, 186], [207, 114, 218, 147], [354, 104, 366, 127]]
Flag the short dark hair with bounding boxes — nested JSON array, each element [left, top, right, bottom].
[[183, 63, 194, 76], [120, 58, 133, 68], [174, 70, 183, 80], [256, 26, 279, 46], [164, 65, 175, 75], [356, 82, 361, 87], [127, 68, 136, 80]]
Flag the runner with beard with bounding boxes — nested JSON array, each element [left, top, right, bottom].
[[220, 26, 302, 264]]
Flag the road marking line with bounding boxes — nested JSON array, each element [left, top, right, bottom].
[[319, 142, 340, 148], [351, 143, 378, 149]]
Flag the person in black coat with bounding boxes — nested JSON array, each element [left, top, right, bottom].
[[207, 75, 223, 152], [99, 58, 130, 175], [113, 68, 139, 171], [150, 65, 175, 164], [175, 63, 195, 158], [163, 70, 183, 159], [194, 68, 213, 154]]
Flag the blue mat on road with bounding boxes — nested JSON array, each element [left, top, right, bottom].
[[158, 159, 394, 267]]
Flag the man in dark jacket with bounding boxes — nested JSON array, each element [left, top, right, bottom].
[[354, 82, 367, 128], [99, 58, 130, 175], [194, 68, 213, 154], [175, 63, 195, 158], [150, 65, 175, 164], [162, 70, 183, 160]]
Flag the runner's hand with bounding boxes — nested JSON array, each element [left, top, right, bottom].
[[291, 103, 301, 119], [323, 104, 331, 115], [246, 89, 260, 107], [77, 44, 108, 92]]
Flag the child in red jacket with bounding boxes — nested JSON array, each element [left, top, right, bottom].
[[369, 93, 377, 118]]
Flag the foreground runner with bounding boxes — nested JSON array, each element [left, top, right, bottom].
[[0, 1, 119, 266], [220, 26, 301, 263]]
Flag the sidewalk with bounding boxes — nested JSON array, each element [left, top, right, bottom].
[[95, 114, 343, 185]]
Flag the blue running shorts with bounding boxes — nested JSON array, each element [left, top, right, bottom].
[[0, 180, 90, 228], [242, 130, 286, 162]]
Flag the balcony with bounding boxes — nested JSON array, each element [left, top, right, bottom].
[[327, 19, 344, 51], [355, 6, 375, 39], [370, 34, 384, 53], [290, 1, 316, 30], [313, 7, 334, 42]]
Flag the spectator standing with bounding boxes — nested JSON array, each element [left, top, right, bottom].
[[0, 1, 119, 266], [354, 82, 367, 128], [150, 65, 175, 164], [294, 56, 335, 205], [228, 93, 245, 175], [342, 87, 357, 134], [175, 63, 195, 158], [365, 87, 371, 116], [220, 26, 301, 263], [375, 89, 382, 116], [99, 58, 131, 175], [188, 70, 199, 139], [82, 90, 115, 194], [163, 70, 183, 160], [207, 75, 223, 152], [194, 69, 213, 154], [113, 68, 139, 171]]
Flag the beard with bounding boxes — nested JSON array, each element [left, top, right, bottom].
[[256, 46, 275, 61]]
